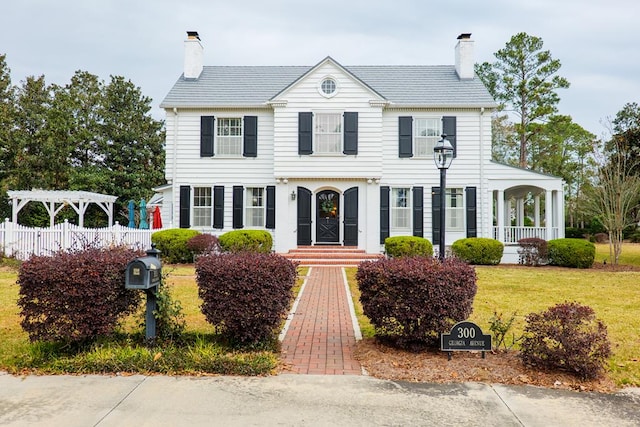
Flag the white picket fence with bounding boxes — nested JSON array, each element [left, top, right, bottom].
[[0, 219, 162, 260]]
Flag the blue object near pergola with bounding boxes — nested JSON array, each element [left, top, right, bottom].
[[128, 200, 136, 228], [7, 190, 117, 227], [139, 199, 149, 229]]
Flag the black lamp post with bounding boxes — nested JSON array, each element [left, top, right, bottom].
[[433, 134, 454, 260]]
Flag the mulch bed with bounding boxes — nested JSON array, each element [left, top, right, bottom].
[[354, 338, 618, 393]]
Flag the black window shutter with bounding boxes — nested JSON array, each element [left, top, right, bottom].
[[343, 187, 359, 246], [431, 186, 441, 245], [343, 112, 358, 155], [442, 116, 457, 158], [380, 186, 390, 244], [298, 112, 313, 155], [200, 116, 215, 157], [465, 186, 477, 238], [179, 185, 191, 228], [413, 186, 424, 238], [297, 187, 312, 246], [398, 116, 413, 158], [213, 185, 224, 229], [232, 186, 244, 229], [243, 116, 258, 157], [266, 185, 276, 229]]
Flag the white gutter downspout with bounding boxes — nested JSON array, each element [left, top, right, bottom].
[[172, 107, 179, 227], [479, 107, 485, 238]]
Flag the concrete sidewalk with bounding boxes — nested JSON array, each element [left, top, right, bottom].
[[2, 265, 639, 426], [0, 372, 638, 426]]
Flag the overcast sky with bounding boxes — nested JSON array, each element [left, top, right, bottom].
[[2, 0, 639, 137]]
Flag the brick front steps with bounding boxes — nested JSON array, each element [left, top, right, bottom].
[[281, 246, 384, 266]]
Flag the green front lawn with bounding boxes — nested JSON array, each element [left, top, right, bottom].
[[0, 264, 308, 375], [1, 243, 638, 386], [346, 243, 640, 387]]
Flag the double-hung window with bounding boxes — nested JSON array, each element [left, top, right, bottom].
[[216, 118, 243, 156], [314, 113, 342, 154], [447, 188, 464, 231], [414, 118, 441, 158], [193, 187, 212, 227], [245, 187, 265, 227], [391, 188, 411, 230]]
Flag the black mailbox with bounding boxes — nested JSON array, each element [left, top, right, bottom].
[[125, 256, 162, 289]]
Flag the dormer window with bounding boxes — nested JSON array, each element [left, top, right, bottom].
[[319, 77, 338, 97]]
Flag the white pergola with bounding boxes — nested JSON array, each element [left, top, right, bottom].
[[7, 190, 118, 227]]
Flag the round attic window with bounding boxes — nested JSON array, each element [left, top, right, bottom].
[[319, 78, 337, 97]]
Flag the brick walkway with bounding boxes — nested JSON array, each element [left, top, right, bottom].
[[280, 267, 362, 375]]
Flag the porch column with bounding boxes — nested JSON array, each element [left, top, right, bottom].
[[545, 190, 553, 241], [534, 194, 540, 227], [516, 198, 525, 226], [497, 190, 505, 242], [555, 190, 565, 239]]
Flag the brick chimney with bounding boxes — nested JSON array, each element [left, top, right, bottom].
[[455, 33, 474, 80], [184, 31, 203, 80]]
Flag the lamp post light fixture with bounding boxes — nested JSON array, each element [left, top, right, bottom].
[[433, 134, 454, 260]]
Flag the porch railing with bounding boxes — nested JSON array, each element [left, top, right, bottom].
[[492, 226, 560, 244]]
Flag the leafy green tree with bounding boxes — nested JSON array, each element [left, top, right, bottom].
[[0, 54, 166, 227], [476, 32, 570, 168], [610, 102, 640, 175], [7, 76, 71, 191], [528, 115, 596, 227], [83, 75, 165, 221], [0, 55, 16, 219], [583, 136, 640, 265], [490, 113, 518, 165]]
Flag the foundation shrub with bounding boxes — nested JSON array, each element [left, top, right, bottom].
[[17, 246, 142, 343], [547, 238, 595, 268], [151, 229, 201, 263], [384, 236, 433, 258], [517, 237, 548, 266], [196, 252, 297, 344], [356, 256, 477, 349], [218, 230, 273, 254], [451, 237, 503, 265], [520, 302, 611, 379], [186, 233, 221, 256]]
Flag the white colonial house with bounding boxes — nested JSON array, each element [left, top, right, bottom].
[[155, 32, 564, 262]]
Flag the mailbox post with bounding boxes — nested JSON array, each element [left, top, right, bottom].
[[125, 246, 162, 342]]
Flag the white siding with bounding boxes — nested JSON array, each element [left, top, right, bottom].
[[161, 59, 562, 255], [164, 108, 276, 232], [272, 62, 383, 179], [380, 109, 489, 244]]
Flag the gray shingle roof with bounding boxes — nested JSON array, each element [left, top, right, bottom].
[[160, 63, 496, 109]]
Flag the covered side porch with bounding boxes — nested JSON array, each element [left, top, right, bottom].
[[486, 163, 564, 263]]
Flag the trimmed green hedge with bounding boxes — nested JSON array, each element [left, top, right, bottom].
[[384, 236, 433, 258], [151, 229, 201, 263], [218, 230, 273, 253], [547, 238, 595, 268], [451, 237, 503, 265]]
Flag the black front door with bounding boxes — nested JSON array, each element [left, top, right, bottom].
[[316, 190, 339, 243]]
